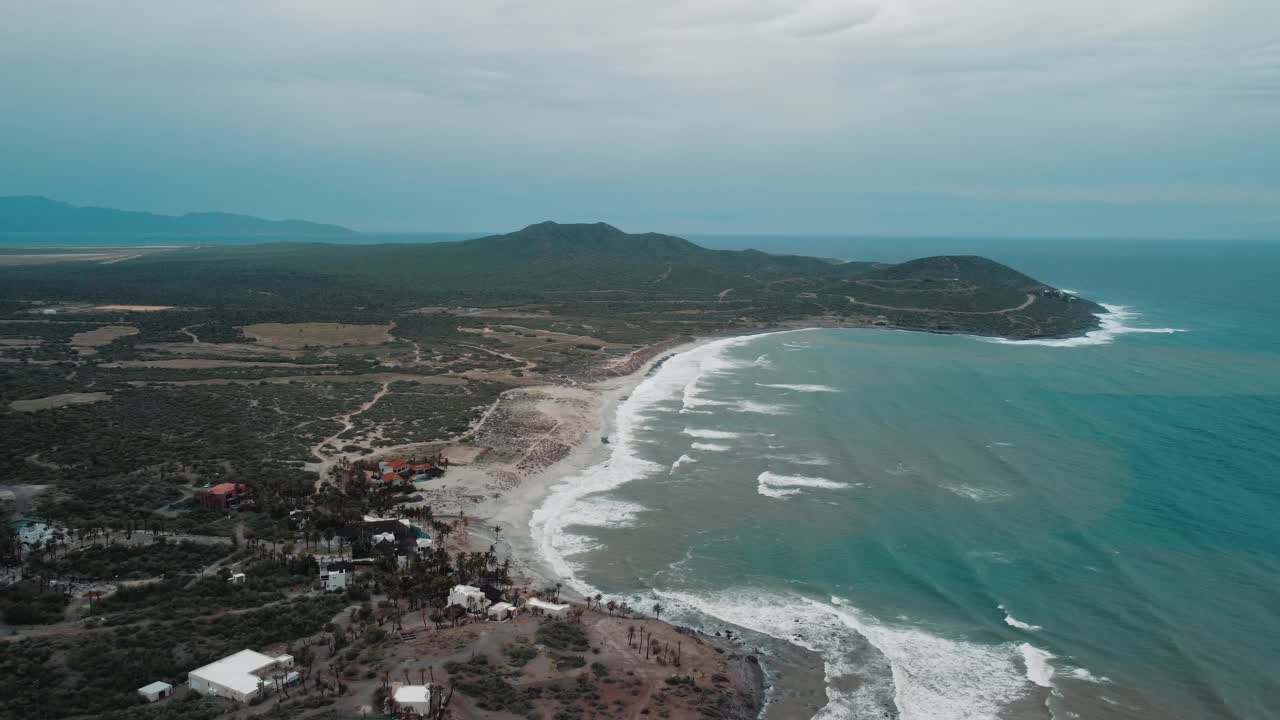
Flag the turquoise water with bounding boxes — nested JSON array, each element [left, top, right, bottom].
[[531, 241, 1280, 720]]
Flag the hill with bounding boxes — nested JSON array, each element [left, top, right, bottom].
[[0, 221, 1100, 339], [0, 196, 357, 238]]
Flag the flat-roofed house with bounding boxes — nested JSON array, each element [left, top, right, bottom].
[[137, 681, 173, 703], [393, 684, 432, 715], [187, 649, 294, 703], [526, 597, 571, 619]]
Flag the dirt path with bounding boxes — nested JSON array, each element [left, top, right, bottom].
[[180, 324, 203, 343], [307, 380, 393, 486], [845, 292, 1036, 314], [458, 343, 537, 371]]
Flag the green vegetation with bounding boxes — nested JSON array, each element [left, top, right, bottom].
[[537, 621, 591, 652], [0, 594, 343, 720], [50, 539, 228, 580], [0, 581, 68, 624]]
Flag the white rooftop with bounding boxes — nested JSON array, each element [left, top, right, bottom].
[[394, 685, 431, 703], [138, 681, 173, 694], [189, 649, 288, 696]]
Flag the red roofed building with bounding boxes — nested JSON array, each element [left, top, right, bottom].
[[381, 473, 403, 485], [196, 483, 248, 510]]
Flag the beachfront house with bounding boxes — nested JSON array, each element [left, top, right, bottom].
[[137, 681, 173, 703], [448, 584, 490, 614], [526, 597, 571, 619], [487, 602, 515, 620], [187, 649, 296, 703]]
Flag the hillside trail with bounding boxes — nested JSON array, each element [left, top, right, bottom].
[[307, 381, 393, 488], [845, 292, 1036, 314]]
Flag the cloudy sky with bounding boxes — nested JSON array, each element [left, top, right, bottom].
[[2, 1, 1278, 238]]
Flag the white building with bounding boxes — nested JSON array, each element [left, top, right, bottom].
[[487, 602, 515, 620], [320, 562, 351, 591], [393, 684, 432, 715], [526, 597, 571, 619], [188, 649, 294, 703], [228, 572, 246, 584], [137, 681, 173, 703], [448, 584, 489, 613]]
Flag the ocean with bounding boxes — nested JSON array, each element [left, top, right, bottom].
[[530, 239, 1280, 720]]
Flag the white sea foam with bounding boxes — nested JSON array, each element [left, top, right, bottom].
[[660, 589, 1039, 720], [756, 383, 840, 393], [734, 399, 792, 416], [754, 354, 773, 368], [682, 428, 745, 440], [757, 471, 850, 498], [571, 497, 648, 528], [943, 484, 1013, 503], [1066, 667, 1111, 684], [989, 303, 1185, 348], [999, 604, 1043, 631], [690, 442, 731, 452], [1019, 643, 1057, 688], [531, 332, 792, 594], [670, 454, 697, 473], [766, 452, 832, 466]]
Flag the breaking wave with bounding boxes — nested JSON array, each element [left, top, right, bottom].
[[989, 304, 1184, 348], [756, 383, 840, 393], [757, 471, 851, 498], [659, 589, 1045, 720], [690, 442, 730, 452], [999, 604, 1043, 631], [682, 428, 745, 440]]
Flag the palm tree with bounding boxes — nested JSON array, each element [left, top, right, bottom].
[[593, 593, 603, 612], [606, 599, 617, 617], [652, 602, 664, 621]]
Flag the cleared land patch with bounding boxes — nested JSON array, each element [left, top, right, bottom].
[[243, 322, 392, 349], [9, 392, 111, 412], [92, 304, 176, 312], [101, 359, 336, 369], [69, 325, 138, 355]]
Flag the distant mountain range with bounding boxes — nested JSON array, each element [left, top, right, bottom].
[[0, 196, 357, 237]]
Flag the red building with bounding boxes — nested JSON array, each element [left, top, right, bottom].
[[196, 483, 248, 510]]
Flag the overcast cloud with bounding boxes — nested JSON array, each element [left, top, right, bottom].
[[1, 0, 1277, 237]]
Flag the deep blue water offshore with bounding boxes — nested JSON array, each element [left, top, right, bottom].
[[530, 239, 1280, 720]]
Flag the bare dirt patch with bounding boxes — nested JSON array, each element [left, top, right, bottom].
[[10, 392, 111, 412], [0, 338, 44, 347], [138, 342, 301, 359], [70, 325, 138, 355], [243, 322, 393, 349], [92, 304, 176, 312], [101, 359, 335, 370]]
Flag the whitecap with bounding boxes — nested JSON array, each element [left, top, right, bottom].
[[998, 604, 1043, 631], [754, 353, 773, 368], [756, 383, 840, 393], [765, 452, 832, 466], [988, 303, 1185, 348], [1019, 643, 1057, 689], [670, 454, 697, 473], [757, 471, 850, 498], [570, 497, 648, 528], [734, 400, 792, 416], [690, 442, 731, 452], [682, 428, 745, 440], [943, 484, 1012, 503]]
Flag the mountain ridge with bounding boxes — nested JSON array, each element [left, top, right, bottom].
[[0, 195, 358, 237]]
